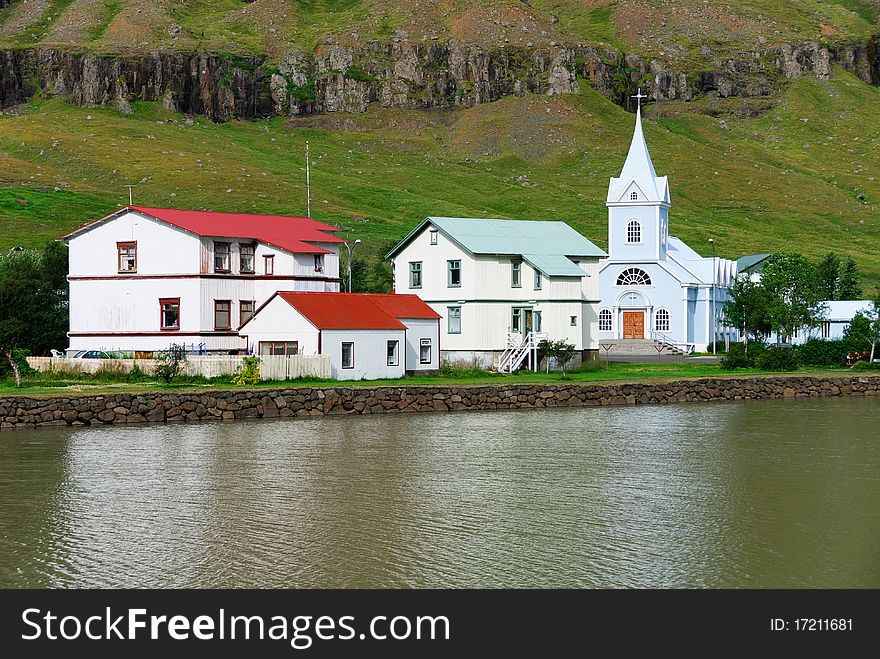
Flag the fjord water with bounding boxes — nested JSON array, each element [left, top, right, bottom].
[[1, 397, 877, 588]]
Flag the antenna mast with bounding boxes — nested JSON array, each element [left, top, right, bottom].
[[123, 184, 136, 205], [305, 141, 311, 218]]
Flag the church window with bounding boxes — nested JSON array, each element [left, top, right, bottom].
[[626, 220, 641, 244], [655, 309, 670, 332], [630, 191, 639, 201], [616, 268, 652, 286], [599, 309, 612, 331]]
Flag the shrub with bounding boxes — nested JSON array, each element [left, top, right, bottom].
[[232, 356, 262, 385], [708, 339, 728, 354], [851, 361, 880, 371], [154, 344, 187, 384], [439, 358, 488, 378], [757, 345, 800, 371], [796, 338, 860, 367], [720, 343, 753, 370]]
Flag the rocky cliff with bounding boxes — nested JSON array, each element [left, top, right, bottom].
[[1, 36, 878, 122]]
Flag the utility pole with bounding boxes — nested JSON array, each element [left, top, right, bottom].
[[305, 141, 311, 218]]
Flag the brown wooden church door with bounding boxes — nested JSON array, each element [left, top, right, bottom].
[[623, 312, 644, 339]]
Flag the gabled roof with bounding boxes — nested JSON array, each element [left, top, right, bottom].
[[386, 216, 605, 276], [60, 206, 344, 255], [247, 292, 439, 331], [736, 253, 772, 273], [607, 104, 670, 204]]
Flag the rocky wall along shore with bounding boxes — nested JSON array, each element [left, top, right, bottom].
[[0, 375, 877, 430]]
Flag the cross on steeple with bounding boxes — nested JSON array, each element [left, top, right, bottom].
[[631, 87, 647, 109]]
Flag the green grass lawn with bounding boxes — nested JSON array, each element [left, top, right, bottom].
[[0, 362, 858, 398]]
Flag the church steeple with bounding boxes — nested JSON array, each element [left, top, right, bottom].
[[606, 89, 669, 206]]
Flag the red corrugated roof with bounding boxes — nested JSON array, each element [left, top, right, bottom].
[[368, 293, 442, 319], [61, 206, 344, 255], [276, 292, 408, 330]]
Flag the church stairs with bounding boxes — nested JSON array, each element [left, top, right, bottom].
[[601, 339, 686, 357]]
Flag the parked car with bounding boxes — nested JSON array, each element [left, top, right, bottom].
[[70, 350, 117, 360]]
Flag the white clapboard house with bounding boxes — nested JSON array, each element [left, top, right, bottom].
[[240, 292, 441, 380], [387, 217, 606, 370], [61, 206, 344, 355]]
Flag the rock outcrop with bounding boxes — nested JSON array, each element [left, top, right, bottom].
[[0, 36, 878, 121]]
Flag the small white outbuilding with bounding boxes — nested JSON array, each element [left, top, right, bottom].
[[240, 292, 441, 380]]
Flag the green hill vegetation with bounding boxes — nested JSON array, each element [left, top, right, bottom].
[[1, 65, 878, 289]]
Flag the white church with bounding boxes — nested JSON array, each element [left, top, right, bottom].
[[597, 93, 737, 353]]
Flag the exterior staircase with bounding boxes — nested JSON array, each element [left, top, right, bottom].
[[599, 337, 692, 357], [498, 331, 546, 373]]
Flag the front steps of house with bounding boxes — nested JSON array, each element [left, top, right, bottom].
[[599, 339, 687, 357]]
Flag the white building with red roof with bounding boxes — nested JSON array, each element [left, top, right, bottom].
[[60, 206, 345, 354], [239, 292, 441, 380]]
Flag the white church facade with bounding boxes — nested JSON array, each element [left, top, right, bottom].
[[597, 96, 737, 353]]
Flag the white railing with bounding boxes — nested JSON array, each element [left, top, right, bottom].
[[648, 330, 695, 355], [498, 331, 547, 373], [26, 355, 332, 381]]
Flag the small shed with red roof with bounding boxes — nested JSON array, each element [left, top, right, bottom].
[[240, 292, 441, 380]]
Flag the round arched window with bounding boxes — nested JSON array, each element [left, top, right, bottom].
[[626, 220, 641, 244], [616, 268, 652, 286], [655, 309, 670, 332], [599, 309, 612, 331]]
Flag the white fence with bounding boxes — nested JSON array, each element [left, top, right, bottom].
[[26, 355, 332, 381]]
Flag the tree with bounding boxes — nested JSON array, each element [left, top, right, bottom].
[[867, 295, 880, 363], [724, 275, 773, 351], [815, 252, 840, 300], [539, 339, 578, 378], [837, 257, 863, 300], [0, 245, 69, 387], [760, 252, 825, 342]]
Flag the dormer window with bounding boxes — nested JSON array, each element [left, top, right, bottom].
[[630, 191, 639, 201], [240, 244, 255, 273], [314, 254, 324, 272]]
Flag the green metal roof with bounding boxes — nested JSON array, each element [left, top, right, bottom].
[[522, 254, 589, 277], [387, 217, 606, 277], [736, 253, 771, 273]]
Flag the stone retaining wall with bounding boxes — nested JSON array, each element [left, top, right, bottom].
[[0, 375, 877, 430]]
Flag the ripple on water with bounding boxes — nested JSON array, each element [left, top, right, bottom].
[[0, 397, 878, 588]]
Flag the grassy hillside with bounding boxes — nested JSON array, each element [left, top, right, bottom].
[[1, 66, 878, 289], [1, 0, 879, 58]]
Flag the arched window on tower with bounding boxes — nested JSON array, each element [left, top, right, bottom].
[[599, 309, 612, 332], [616, 268, 652, 286], [630, 191, 639, 201], [655, 309, 670, 332], [626, 220, 641, 244]]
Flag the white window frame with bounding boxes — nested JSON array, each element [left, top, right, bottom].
[[655, 308, 670, 332], [419, 338, 432, 364], [626, 220, 642, 244], [598, 309, 612, 331], [615, 268, 652, 286], [447, 260, 461, 288], [386, 340, 399, 367], [448, 306, 461, 334], [341, 342, 354, 369], [429, 229, 438, 245], [409, 261, 422, 289]]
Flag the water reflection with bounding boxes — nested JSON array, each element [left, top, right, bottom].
[[0, 397, 878, 588]]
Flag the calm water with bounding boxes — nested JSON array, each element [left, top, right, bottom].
[[0, 397, 878, 588]]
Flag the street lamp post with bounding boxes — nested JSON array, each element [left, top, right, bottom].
[[709, 238, 716, 355], [343, 239, 361, 293]]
